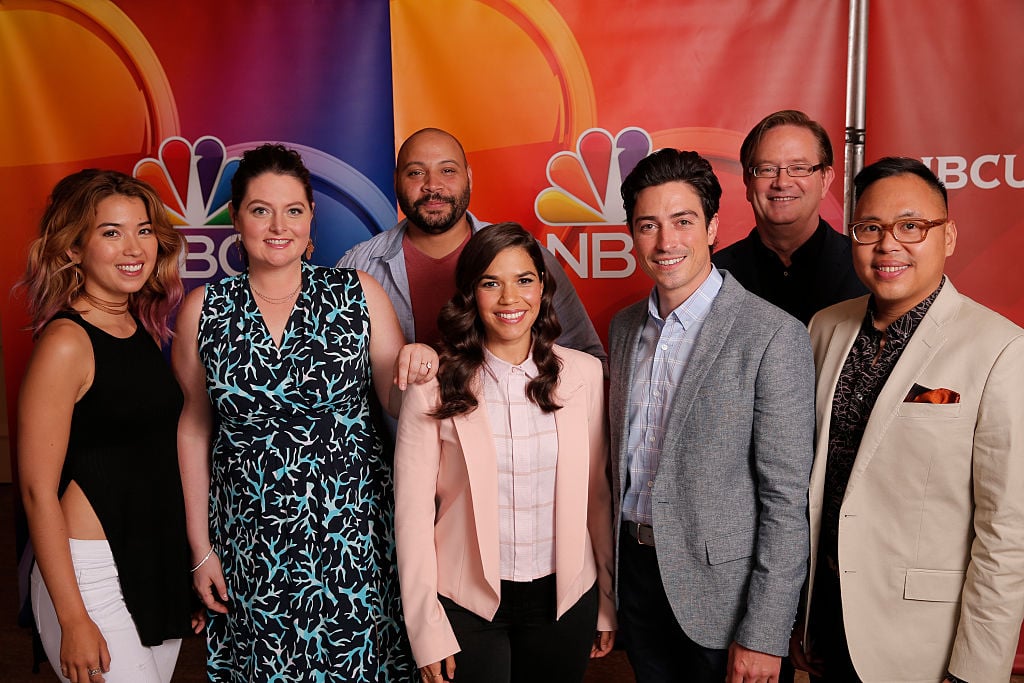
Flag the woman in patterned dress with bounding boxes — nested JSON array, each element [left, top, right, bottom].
[[173, 144, 435, 682]]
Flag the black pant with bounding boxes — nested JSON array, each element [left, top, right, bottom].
[[807, 565, 862, 682], [439, 574, 598, 683], [617, 530, 729, 683]]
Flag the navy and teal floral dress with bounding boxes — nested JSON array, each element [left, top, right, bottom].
[[198, 263, 414, 682]]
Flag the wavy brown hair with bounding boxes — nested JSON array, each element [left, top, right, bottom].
[[17, 169, 184, 342], [431, 222, 562, 419]]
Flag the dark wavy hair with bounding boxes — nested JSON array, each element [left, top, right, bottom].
[[17, 169, 184, 342], [432, 222, 562, 418]]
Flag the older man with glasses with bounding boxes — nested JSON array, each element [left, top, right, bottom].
[[793, 157, 1024, 682], [714, 110, 867, 324]]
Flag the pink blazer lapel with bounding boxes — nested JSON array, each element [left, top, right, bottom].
[[452, 405, 502, 599], [552, 369, 588, 603]]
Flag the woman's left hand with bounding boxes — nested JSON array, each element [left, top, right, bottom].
[[590, 630, 615, 658], [419, 656, 455, 682], [190, 608, 207, 634], [394, 343, 439, 390]]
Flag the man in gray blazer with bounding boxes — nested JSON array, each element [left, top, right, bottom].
[[609, 149, 815, 682]]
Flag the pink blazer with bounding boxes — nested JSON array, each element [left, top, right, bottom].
[[394, 346, 616, 667]]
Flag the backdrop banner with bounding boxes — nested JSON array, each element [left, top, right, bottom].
[[2, 0, 1021, 667], [0, 0, 397, 464], [865, 0, 1024, 326], [851, 2, 1024, 668], [0, 0, 396, 626], [391, 0, 851, 341]]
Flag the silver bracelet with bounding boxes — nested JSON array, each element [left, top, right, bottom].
[[190, 546, 215, 573]]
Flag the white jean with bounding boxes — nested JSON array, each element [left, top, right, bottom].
[[31, 539, 181, 683]]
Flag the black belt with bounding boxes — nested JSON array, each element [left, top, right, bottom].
[[622, 520, 655, 547]]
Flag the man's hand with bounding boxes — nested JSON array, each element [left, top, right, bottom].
[[727, 641, 781, 683]]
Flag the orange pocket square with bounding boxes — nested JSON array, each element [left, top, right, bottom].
[[904, 383, 960, 404]]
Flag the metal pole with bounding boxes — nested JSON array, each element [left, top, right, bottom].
[[844, 0, 869, 229]]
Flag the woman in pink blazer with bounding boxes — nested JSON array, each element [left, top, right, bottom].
[[395, 222, 616, 683]]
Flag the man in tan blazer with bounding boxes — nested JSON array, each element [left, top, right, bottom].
[[797, 157, 1024, 682]]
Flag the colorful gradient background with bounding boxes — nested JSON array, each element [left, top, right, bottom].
[[2, 0, 1023, 449], [3, 0, 1023, 666]]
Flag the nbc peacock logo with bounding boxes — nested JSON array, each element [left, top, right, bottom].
[[534, 128, 652, 279], [134, 136, 242, 281], [535, 127, 652, 226]]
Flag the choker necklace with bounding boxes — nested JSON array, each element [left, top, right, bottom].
[[81, 291, 129, 316], [250, 279, 301, 304]]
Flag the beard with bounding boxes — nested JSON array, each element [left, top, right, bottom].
[[399, 185, 471, 235]]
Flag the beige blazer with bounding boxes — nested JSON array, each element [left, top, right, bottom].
[[806, 281, 1024, 682], [394, 346, 616, 668]]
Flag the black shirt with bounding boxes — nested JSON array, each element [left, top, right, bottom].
[[56, 312, 192, 645], [713, 218, 868, 324], [818, 279, 944, 566]]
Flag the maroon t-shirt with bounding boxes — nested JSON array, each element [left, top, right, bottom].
[[403, 231, 471, 348]]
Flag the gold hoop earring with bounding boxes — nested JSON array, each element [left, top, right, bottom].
[[233, 234, 245, 261]]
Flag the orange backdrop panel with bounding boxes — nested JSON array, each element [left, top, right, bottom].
[[865, 0, 1024, 326], [391, 0, 850, 341]]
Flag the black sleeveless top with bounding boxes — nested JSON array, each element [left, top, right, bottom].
[[53, 312, 192, 645]]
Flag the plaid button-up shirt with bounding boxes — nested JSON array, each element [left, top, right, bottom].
[[622, 268, 723, 526], [481, 347, 559, 581]]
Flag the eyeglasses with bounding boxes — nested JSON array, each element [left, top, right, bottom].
[[748, 163, 824, 178], [849, 217, 947, 244]]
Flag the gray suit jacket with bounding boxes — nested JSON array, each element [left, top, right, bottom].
[[609, 271, 815, 656]]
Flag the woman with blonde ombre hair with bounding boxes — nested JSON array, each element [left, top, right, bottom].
[[17, 169, 195, 683]]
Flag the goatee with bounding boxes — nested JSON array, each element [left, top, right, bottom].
[[400, 187, 471, 235]]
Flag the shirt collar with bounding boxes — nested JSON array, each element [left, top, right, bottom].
[[646, 267, 724, 329], [864, 276, 946, 339], [752, 218, 827, 267], [789, 218, 828, 266], [482, 344, 539, 380]]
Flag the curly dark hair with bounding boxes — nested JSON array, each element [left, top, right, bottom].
[[431, 222, 563, 418]]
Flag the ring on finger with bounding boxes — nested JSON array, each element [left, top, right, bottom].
[[88, 667, 103, 676]]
